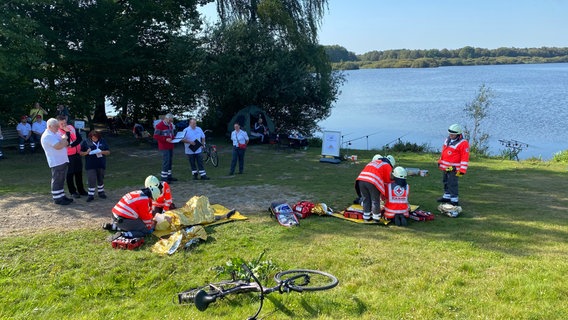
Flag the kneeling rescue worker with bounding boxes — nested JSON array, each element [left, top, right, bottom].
[[144, 175, 174, 214], [383, 166, 410, 226], [107, 185, 161, 238], [355, 154, 396, 222]]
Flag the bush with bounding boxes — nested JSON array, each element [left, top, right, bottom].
[[386, 140, 430, 153], [552, 150, 568, 163]]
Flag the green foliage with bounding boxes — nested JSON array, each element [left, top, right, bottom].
[[201, 21, 343, 135], [324, 45, 358, 62], [386, 139, 430, 153], [551, 150, 568, 163], [211, 251, 279, 282], [463, 84, 493, 157]]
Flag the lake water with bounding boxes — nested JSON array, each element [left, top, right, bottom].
[[318, 63, 568, 160]]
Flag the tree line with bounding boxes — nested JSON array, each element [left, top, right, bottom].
[[0, 0, 341, 135], [325, 45, 568, 70]]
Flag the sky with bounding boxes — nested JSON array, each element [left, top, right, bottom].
[[200, 0, 568, 55], [317, 0, 568, 54]]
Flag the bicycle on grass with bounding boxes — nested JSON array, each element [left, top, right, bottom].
[[177, 263, 338, 320], [201, 129, 218, 167]]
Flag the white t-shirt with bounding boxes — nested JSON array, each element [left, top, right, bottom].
[[41, 130, 69, 168], [182, 126, 205, 154], [32, 120, 47, 135], [16, 123, 32, 136], [231, 130, 249, 147]]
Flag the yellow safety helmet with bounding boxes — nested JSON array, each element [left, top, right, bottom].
[[448, 124, 463, 135]]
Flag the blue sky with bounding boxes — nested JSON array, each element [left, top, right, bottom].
[[318, 0, 568, 54], [201, 1, 568, 54]]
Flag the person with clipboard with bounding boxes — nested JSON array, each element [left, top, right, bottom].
[[181, 118, 210, 180]]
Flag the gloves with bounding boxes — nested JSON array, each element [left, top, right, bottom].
[[456, 171, 464, 177], [445, 166, 454, 172]]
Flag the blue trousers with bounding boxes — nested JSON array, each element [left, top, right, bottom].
[[230, 147, 246, 174], [161, 149, 173, 180]]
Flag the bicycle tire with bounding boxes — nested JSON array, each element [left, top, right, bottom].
[[202, 148, 210, 163], [274, 269, 338, 292], [210, 149, 219, 167]]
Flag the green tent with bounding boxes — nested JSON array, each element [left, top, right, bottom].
[[227, 105, 276, 138]]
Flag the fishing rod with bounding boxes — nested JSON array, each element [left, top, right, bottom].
[[342, 131, 383, 150]]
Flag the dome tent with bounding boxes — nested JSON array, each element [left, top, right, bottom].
[[227, 106, 276, 139]]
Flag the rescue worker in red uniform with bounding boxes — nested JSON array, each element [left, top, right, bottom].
[[383, 167, 410, 226], [106, 185, 160, 238], [355, 154, 396, 221], [144, 175, 174, 214], [437, 124, 469, 206]]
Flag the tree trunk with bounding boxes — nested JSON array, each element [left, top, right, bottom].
[[93, 95, 107, 123]]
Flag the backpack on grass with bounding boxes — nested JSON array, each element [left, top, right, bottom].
[[292, 201, 316, 219], [269, 202, 299, 227]]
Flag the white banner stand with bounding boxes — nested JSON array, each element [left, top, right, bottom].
[[320, 131, 341, 164]]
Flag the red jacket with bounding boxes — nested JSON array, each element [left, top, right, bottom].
[[112, 191, 154, 229], [153, 181, 173, 210], [356, 160, 393, 196], [438, 136, 470, 174], [383, 182, 410, 219], [153, 120, 174, 150]]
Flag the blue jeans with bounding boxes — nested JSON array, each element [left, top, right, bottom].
[[187, 153, 206, 176], [161, 149, 173, 180], [230, 147, 246, 174]]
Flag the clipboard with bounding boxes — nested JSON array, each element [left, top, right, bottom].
[[170, 132, 185, 143], [188, 139, 202, 152]]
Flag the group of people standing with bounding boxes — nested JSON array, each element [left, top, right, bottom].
[[355, 123, 470, 224], [40, 116, 110, 205]]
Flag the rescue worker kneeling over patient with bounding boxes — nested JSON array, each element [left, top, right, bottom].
[[109, 185, 161, 238]]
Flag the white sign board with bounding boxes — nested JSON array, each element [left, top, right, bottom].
[[321, 131, 341, 157], [74, 120, 85, 130]]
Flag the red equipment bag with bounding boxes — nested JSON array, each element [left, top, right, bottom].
[[112, 236, 145, 250], [292, 201, 316, 219], [409, 209, 435, 221], [343, 211, 364, 220]]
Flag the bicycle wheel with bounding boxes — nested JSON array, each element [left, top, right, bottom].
[[210, 149, 219, 167], [202, 148, 210, 163], [274, 269, 338, 292]]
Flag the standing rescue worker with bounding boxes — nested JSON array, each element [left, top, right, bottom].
[[355, 154, 396, 221], [383, 166, 410, 226], [106, 185, 161, 238], [437, 124, 469, 206], [153, 113, 177, 182], [144, 175, 174, 214]]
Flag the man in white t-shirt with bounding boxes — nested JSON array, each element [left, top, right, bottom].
[[41, 118, 73, 205], [181, 118, 210, 180], [31, 115, 47, 150], [16, 115, 34, 153]]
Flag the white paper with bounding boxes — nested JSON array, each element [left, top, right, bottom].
[[170, 131, 185, 143], [89, 148, 102, 155]]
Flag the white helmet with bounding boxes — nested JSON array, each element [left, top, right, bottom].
[[372, 154, 383, 161], [147, 185, 161, 200], [392, 166, 407, 179], [386, 155, 396, 167], [144, 175, 160, 188], [448, 124, 463, 135]]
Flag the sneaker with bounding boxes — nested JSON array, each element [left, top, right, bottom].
[[200, 175, 210, 180], [62, 196, 74, 203], [98, 192, 107, 199], [71, 193, 81, 199], [437, 197, 451, 203], [86, 195, 95, 202], [102, 223, 114, 230], [54, 198, 72, 205]]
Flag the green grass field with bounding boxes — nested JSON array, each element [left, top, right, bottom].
[[1, 133, 567, 319]]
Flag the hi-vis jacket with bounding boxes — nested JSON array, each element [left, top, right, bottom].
[[383, 182, 410, 219], [112, 191, 154, 229], [356, 160, 393, 196], [153, 181, 172, 211], [438, 136, 470, 174]]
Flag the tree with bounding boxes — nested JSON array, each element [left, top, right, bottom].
[[1, 0, 205, 124], [463, 84, 493, 156], [324, 45, 358, 62]]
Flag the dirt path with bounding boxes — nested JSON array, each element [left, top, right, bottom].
[[0, 183, 309, 237]]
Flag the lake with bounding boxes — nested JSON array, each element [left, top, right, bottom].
[[318, 63, 568, 160]]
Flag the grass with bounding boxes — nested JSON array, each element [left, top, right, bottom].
[[1, 132, 568, 319]]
